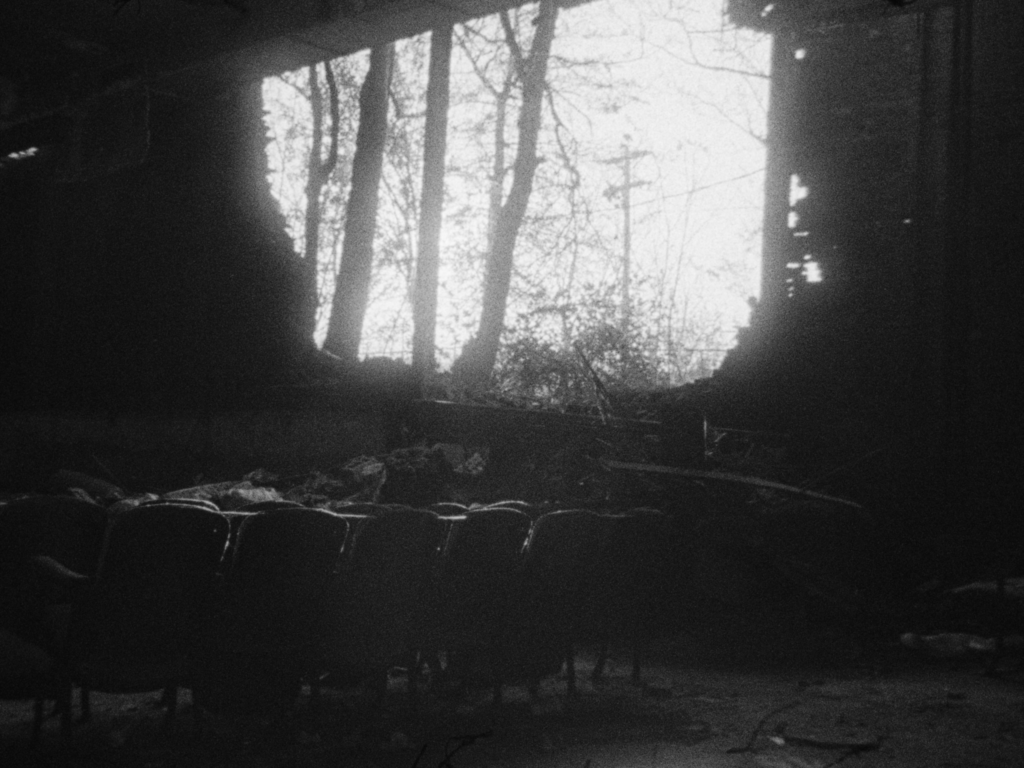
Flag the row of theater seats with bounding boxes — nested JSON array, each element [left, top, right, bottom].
[[0, 495, 687, 745]]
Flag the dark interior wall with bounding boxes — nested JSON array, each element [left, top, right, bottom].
[[716, 0, 1024, 558], [961, 0, 1024, 506], [0, 82, 308, 411], [715, 9, 949, 496]]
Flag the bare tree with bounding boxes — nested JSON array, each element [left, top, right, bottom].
[[300, 61, 340, 341], [453, 0, 560, 385], [323, 43, 395, 361], [452, 21, 516, 284], [412, 23, 454, 375]]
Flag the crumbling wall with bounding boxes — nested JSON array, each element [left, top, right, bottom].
[[714, 0, 1024, 575], [714, 11, 952, 502], [0, 81, 308, 411]]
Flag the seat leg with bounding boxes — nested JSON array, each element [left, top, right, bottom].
[[631, 642, 643, 685], [308, 670, 322, 719], [58, 681, 73, 751], [591, 640, 609, 682], [629, 620, 649, 685], [191, 697, 205, 741], [159, 685, 174, 708], [32, 697, 44, 747], [565, 644, 577, 696], [425, 650, 445, 680], [80, 687, 91, 723], [365, 668, 388, 710], [161, 685, 178, 732], [985, 575, 1008, 677], [405, 652, 420, 711]]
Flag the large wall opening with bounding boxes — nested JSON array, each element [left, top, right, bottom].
[[262, 0, 770, 397]]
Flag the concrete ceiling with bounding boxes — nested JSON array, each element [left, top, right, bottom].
[[728, 0, 954, 29], [0, 0, 942, 136], [0, 0, 529, 131]]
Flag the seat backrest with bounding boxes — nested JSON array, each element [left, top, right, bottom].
[[138, 497, 220, 513], [478, 500, 533, 513], [67, 504, 230, 672], [235, 499, 305, 512], [324, 508, 446, 667], [227, 507, 349, 593], [586, 509, 671, 635], [95, 504, 230, 587], [429, 502, 470, 516], [0, 496, 107, 638], [515, 509, 611, 634], [438, 507, 532, 639], [344, 507, 446, 593], [340, 503, 392, 517], [490, 509, 609, 682], [0, 495, 108, 578]]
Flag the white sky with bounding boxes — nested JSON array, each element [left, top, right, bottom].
[[554, 0, 769, 303], [264, 0, 770, 378]]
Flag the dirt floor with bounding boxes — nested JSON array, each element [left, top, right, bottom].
[[3, 643, 1023, 768]]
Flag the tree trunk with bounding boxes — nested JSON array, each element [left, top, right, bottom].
[[412, 23, 454, 376], [455, 0, 559, 384], [323, 44, 394, 361], [486, 74, 513, 256], [301, 62, 340, 342]]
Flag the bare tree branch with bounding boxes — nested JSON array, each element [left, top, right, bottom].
[[499, 9, 527, 82]]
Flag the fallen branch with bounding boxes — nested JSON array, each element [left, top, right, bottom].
[[784, 729, 880, 751], [601, 459, 864, 510], [440, 731, 493, 768]]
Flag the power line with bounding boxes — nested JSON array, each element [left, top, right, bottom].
[[589, 166, 766, 215]]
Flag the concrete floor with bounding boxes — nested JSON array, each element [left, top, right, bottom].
[[3, 650, 1023, 768]]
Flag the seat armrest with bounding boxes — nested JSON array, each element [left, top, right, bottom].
[[28, 556, 90, 585], [27, 556, 92, 605]]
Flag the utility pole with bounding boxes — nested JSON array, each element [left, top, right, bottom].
[[603, 136, 650, 329]]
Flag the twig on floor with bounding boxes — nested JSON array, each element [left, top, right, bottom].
[[822, 749, 858, 768], [819, 727, 887, 767], [821, 742, 878, 768], [439, 730, 493, 768], [411, 742, 429, 768], [726, 699, 803, 754]]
